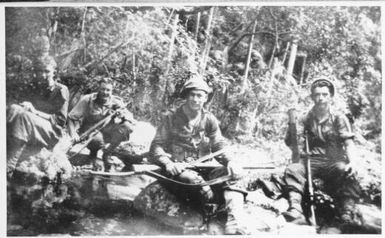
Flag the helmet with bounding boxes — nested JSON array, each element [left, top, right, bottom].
[[311, 77, 336, 96], [180, 75, 212, 98]]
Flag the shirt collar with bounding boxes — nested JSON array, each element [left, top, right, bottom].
[[309, 106, 333, 124]]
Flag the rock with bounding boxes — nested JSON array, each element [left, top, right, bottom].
[[339, 203, 382, 234], [113, 121, 156, 165], [133, 182, 204, 232], [246, 190, 289, 214]]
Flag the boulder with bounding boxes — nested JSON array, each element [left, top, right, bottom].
[[133, 181, 204, 233], [113, 121, 156, 165]]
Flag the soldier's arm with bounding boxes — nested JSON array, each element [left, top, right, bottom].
[[149, 115, 173, 167], [22, 85, 69, 128], [206, 114, 231, 166], [111, 96, 135, 124], [52, 85, 69, 128], [335, 113, 356, 163]]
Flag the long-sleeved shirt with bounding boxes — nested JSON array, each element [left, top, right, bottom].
[[25, 82, 69, 128], [150, 105, 230, 167], [68, 92, 130, 133], [285, 107, 354, 161]]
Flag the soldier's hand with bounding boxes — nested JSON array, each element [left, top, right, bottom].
[[20, 101, 36, 114], [227, 161, 244, 180], [165, 162, 186, 176]]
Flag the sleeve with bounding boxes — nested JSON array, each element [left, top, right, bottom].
[[111, 96, 126, 110], [51, 85, 69, 128], [334, 113, 355, 140], [284, 113, 306, 152], [149, 114, 173, 166], [206, 114, 230, 165], [68, 94, 90, 122]]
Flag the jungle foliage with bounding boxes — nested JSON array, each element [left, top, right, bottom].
[[5, 6, 381, 151]]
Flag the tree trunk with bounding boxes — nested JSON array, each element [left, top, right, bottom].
[[282, 42, 290, 64], [199, 7, 215, 74], [299, 54, 307, 85], [287, 39, 298, 76], [165, 13, 179, 76], [132, 53, 136, 81], [81, 7, 88, 64], [241, 19, 257, 94], [194, 12, 201, 41]]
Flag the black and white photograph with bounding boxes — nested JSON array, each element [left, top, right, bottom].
[[3, 1, 382, 236]]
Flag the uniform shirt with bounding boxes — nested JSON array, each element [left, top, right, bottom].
[[150, 105, 230, 166], [24, 82, 69, 128], [285, 107, 354, 160], [68, 93, 126, 133]]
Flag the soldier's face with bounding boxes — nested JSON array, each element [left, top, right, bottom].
[[186, 89, 208, 111], [36, 65, 55, 89], [98, 83, 113, 99], [311, 86, 332, 108]]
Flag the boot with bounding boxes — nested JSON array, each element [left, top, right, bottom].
[[282, 191, 307, 224], [7, 138, 26, 179], [102, 150, 113, 172], [88, 150, 104, 171], [339, 197, 356, 224], [223, 191, 249, 235]]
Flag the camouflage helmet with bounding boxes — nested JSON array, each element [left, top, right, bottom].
[[180, 75, 212, 98], [311, 77, 336, 97]]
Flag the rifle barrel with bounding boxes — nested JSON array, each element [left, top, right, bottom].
[[305, 131, 317, 227]]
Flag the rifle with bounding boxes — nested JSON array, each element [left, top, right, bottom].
[[88, 163, 276, 177], [67, 108, 133, 157], [304, 130, 317, 227]]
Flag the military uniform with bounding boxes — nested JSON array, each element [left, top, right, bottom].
[[68, 92, 134, 170], [7, 82, 69, 174], [150, 105, 247, 234], [283, 107, 362, 222]]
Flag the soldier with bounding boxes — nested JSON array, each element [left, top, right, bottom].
[[150, 75, 248, 235], [67, 78, 135, 172], [7, 56, 69, 178], [283, 77, 362, 224]]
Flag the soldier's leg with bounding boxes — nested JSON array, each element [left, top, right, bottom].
[[321, 160, 362, 224], [7, 104, 59, 177], [7, 104, 59, 148], [282, 162, 307, 223], [102, 121, 132, 171], [175, 169, 215, 205], [7, 136, 27, 179], [208, 166, 249, 235], [223, 190, 249, 235], [87, 132, 105, 171]]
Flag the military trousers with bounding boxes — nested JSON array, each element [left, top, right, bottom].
[[7, 104, 61, 149], [86, 120, 133, 156], [283, 156, 362, 201], [164, 166, 247, 211]]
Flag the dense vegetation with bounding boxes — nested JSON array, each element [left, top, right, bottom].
[[6, 6, 381, 152]]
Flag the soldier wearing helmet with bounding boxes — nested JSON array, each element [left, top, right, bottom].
[[282, 76, 362, 225], [150, 75, 249, 235]]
